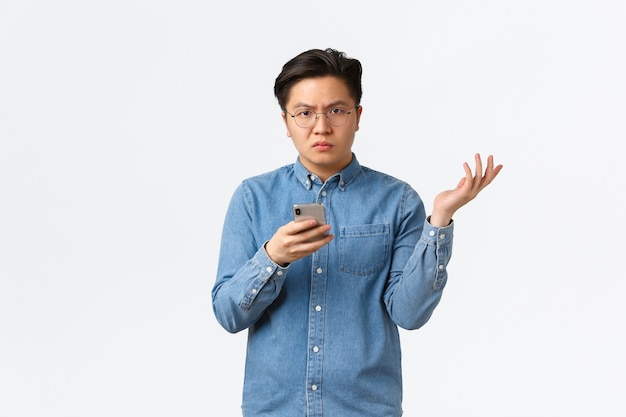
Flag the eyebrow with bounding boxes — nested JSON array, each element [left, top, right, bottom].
[[291, 99, 352, 109]]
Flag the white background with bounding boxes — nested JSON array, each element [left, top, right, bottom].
[[1, 1, 625, 416]]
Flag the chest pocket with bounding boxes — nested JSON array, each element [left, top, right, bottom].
[[338, 223, 390, 276]]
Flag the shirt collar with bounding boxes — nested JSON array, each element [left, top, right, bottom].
[[294, 153, 361, 191]]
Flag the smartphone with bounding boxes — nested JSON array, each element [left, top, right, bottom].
[[292, 202, 326, 225], [293, 203, 327, 242]]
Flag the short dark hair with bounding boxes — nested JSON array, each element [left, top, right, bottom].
[[274, 48, 363, 111]]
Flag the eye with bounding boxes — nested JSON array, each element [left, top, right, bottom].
[[296, 110, 313, 118], [329, 108, 346, 115]]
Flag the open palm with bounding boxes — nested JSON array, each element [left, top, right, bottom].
[[430, 153, 503, 226]]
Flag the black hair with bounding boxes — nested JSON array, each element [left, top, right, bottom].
[[273, 48, 363, 110]]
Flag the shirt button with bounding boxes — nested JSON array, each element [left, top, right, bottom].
[[316, 268, 323, 274], [429, 230, 435, 236], [321, 191, 327, 196], [311, 384, 318, 391], [277, 271, 283, 276], [439, 264, 445, 270], [315, 305, 322, 312], [251, 288, 257, 294], [266, 267, 272, 273], [439, 233, 445, 239], [313, 346, 319, 353]]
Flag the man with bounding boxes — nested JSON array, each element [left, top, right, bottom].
[[212, 48, 502, 417]]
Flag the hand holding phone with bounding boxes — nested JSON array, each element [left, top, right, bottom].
[[265, 203, 332, 265]]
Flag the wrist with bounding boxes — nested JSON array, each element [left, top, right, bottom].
[[263, 240, 289, 267], [428, 214, 452, 227]]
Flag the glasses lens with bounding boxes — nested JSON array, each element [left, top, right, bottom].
[[327, 108, 348, 127], [294, 110, 315, 128]]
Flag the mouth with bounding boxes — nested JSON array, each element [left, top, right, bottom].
[[313, 141, 332, 150]]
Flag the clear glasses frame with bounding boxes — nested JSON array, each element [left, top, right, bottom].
[[285, 105, 359, 128]]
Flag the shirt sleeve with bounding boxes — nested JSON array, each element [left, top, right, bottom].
[[383, 186, 454, 330], [211, 184, 290, 333]]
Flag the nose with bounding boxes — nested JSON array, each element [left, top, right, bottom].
[[312, 112, 332, 131]]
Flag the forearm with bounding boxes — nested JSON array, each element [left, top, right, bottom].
[[212, 245, 288, 333], [385, 219, 453, 330]]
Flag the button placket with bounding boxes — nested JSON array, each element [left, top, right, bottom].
[[305, 228, 329, 414]]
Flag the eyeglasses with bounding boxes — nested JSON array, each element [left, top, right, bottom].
[[285, 105, 358, 128]]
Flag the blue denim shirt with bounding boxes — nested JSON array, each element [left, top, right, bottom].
[[212, 154, 453, 417]]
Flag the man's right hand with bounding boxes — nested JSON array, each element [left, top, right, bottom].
[[264, 220, 334, 267]]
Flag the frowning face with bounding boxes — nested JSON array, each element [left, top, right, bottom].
[[281, 76, 362, 182]]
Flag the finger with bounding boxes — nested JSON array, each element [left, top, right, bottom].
[[485, 155, 501, 179], [295, 231, 334, 255], [478, 155, 503, 190], [490, 156, 504, 176], [474, 153, 484, 185], [477, 154, 492, 185], [462, 161, 473, 189], [290, 219, 320, 234], [485, 155, 498, 182]]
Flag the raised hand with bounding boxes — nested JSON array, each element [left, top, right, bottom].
[[429, 153, 503, 227]]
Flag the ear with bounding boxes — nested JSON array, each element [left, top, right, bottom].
[[354, 105, 363, 132], [281, 112, 291, 137]]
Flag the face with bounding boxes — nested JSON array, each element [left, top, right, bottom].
[[281, 76, 362, 182]]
